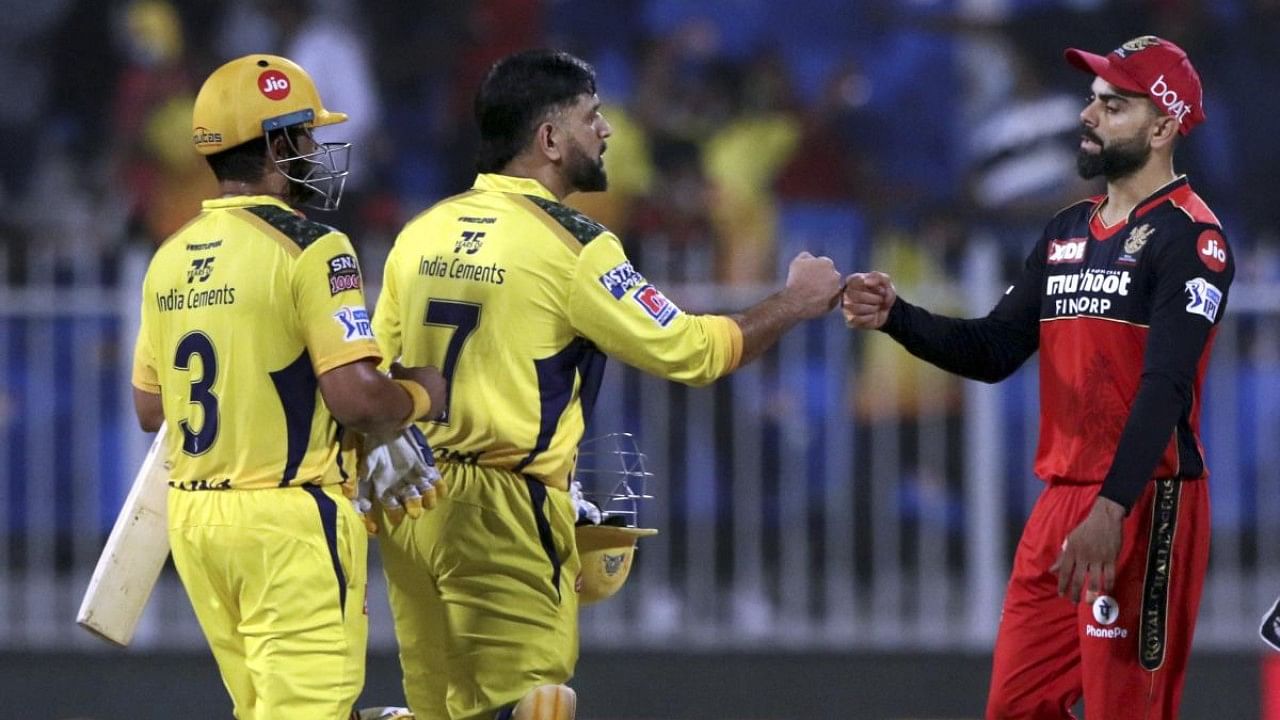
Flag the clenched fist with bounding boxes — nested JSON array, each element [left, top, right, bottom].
[[783, 252, 844, 320], [842, 271, 896, 329]]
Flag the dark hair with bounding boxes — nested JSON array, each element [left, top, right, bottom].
[[204, 126, 306, 182], [205, 137, 269, 182], [473, 49, 597, 173]]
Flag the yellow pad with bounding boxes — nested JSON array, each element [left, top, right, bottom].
[[513, 684, 576, 720], [378, 464, 580, 720], [170, 484, 367, 720]]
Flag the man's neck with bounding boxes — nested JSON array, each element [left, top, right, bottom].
[[1100, 156, 1177, 225], [217, 179, 287, 201], [499, 159, 572, 201]]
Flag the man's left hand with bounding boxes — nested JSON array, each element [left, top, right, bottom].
[[1051, 496, 1126, 603]]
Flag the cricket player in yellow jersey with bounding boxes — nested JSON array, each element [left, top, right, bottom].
[[130, 54, 444, 720], [372, 50, 844, 720]]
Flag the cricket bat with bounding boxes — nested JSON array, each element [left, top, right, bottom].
[[76, 424, 171, 646]]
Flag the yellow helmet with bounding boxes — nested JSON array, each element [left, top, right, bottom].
[[575, 524, 657, 605], [571, 433, 658, 606], [192, 54, 345, 155], [192, 54, 352, 210]]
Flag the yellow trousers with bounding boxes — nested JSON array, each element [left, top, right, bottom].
[[378, 464, 581, 720], [169, 483, 368, 720]]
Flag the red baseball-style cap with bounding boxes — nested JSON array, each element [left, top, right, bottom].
[[1065, 36, 1205, 135]]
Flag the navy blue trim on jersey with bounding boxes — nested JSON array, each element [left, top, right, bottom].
[[524, 476, 563, 602], [575, 340, 607, 424], [515, 338, 600, 473], [245, 205, 334, 250], [303, 483, 347, 616], [270, 351, 317, 486]]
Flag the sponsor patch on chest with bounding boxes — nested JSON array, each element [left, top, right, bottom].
[[1047, 238, 1088, 265]]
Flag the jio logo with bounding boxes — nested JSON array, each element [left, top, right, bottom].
[[258, 70, 291, 100]]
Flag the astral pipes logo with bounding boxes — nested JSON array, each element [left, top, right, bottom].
[[1149, 75, 1192, 125]]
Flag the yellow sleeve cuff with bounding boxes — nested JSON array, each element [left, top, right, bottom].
[[712, 314, 744, 375]]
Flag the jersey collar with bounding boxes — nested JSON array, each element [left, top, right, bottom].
[[202, 195, 296, 212], [473, 173, 557, 201], [1088, 175, 1189, 240]]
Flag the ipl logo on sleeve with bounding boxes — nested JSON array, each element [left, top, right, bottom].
[[333, 306, 374, 341], [1183, 278, 1222, 322], [633, 284, 680, 327]]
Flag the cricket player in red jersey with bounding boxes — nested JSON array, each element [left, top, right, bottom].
[[843, 36, 1230, 719]]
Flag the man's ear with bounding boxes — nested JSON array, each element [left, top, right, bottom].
[[535, 120, 564, 162], [1150, 112, 1180, 150]]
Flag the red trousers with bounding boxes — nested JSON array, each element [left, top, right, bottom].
[[986, 479, 1210, 719]]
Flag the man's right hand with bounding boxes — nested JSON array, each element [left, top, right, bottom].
[[390, 363, 447, 421], [782, 251, 844, 319], [842, 271, 896, 329]]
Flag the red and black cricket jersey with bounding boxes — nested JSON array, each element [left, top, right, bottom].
[[881, 176, 1234, 509]]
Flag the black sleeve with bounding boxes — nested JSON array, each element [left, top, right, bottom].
[[879, 241, 1044, 383], [1098, 225, 1234, 511]]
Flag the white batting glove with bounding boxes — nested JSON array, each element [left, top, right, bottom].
[[359, 426, 446, 528], [569, 479, 602, 525]]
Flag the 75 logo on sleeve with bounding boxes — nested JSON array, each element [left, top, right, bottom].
[[633, 284, 680, 327]]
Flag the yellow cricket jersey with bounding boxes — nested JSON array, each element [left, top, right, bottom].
[[132, 195, 381, 490], [374, 173, 743, 489]]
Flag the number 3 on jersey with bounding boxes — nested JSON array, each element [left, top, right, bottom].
[[173, 331, 219, 455], [423, 299, 481, 423]]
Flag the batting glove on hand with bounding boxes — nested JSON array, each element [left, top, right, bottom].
[[359, 426, 446, 529], [569, 479, 602, 525]]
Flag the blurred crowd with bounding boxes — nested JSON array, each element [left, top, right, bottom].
[[3, 0, 1278, 286], [3, 0, 1279, 573]]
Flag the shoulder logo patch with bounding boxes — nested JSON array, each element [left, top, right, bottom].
[[1196, 230, 1228, 272], [333, 305, 374, 341], [599, 261, 645, 299], [327, 253, 362, 295], [1184, 278, 1222, 323], [633, 284, 680, 327]]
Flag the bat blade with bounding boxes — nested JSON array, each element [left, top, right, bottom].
[[76, 425, 171, 646]]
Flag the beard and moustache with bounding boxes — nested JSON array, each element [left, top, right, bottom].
[[565, 137, 608, 192], [1076, 126, 1152, 181]]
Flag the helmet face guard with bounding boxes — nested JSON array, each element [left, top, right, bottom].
[[573, 433, 658, 605], [265, 110, 350, 211], [573, 432, 654, 526]]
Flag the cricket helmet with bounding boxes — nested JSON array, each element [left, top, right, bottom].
[[192, 54, 350, 209], [572, 433, 658, 606]]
